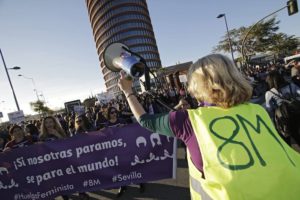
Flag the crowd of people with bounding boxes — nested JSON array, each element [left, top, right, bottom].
[[0, 54, 300, 199], [0, 83, 197, 199]]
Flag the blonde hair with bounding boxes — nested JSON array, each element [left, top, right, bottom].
[[187, 54, 252, 108], [40, 116, 66, 140]]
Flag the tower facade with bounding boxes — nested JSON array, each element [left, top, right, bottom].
[[86, 0, 162, 95]]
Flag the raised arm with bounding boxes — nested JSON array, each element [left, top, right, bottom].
[[118, 71, 146, 121], [117, 71, 174, 136]]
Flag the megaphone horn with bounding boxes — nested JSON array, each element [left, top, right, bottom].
[[103, 43, 145, 78]]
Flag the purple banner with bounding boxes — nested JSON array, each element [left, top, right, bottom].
[[0, 123, 177, 200]]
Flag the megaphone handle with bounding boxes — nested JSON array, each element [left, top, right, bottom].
[[126, 74, 133, 80], [143, 90, 176, 111], [121, 70, 133, 80], [154, 98, 176, 111]]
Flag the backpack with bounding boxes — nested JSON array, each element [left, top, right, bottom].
[[270, 85, 300, 145]]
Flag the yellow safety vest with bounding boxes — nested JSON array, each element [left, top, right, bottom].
[[187, 103, 300, 200]]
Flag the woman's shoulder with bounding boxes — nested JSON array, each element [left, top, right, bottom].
[[169, 110, 189, 122], [280, 82, 299, 96], [288, 82, 300, 92], [268, 88, 279, 93], [42, 134, 59, 141], [4, 140, 15, 148], [116, 117, 126, 122], [265, 90, 275, 98], [265, 88, 281, 99]]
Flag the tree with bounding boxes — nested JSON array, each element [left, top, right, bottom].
[[214, 17, 300, 59], [269, 33, 299, 58], [243, 18, 280, 55], [213, 27, 246, 56], [30, 100, 53, 115]]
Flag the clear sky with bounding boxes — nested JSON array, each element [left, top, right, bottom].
[[1, 0, 299, 122]]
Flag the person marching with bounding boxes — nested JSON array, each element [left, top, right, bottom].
[[4, 125, 33, 151], [118, 54, 300, 200]]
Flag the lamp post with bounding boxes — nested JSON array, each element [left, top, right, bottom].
[[39, 92, 46, 103], [217, 13, 235, 62], [0, 48, 21, 111], [18, 74, 40, 101], [0, 101, 5, 109]]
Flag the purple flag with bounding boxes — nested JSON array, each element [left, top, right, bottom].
[[0, 123, 177, 200]]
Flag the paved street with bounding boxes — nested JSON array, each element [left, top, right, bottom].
[[57, 146, 191, 200]]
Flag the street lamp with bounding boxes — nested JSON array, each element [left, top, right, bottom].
[[8, 66, 21, 70], [38, 91, 47, 104], [217, 13, 235, 62], [18, 74, 40, 101], [0, 48, 21, 111], [241, 6, 288, 65]]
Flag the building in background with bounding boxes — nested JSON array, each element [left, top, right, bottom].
[[86, 0, 162, 96], [161, 61, 193, 92]]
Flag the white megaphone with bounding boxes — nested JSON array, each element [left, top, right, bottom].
[[103, 43, 145, 78]]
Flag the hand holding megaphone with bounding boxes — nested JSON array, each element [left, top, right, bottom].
[[104, 43, 145, 78], [118, 70, 133, 94]]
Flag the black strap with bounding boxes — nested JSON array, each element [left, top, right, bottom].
[[269, 84, 298, 102], [269, 89, 292, 104], [288, 84, 298, 101], [269, 89, 284, 99]]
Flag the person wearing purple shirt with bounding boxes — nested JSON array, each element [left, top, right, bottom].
[[137, 106, 205, 173], [4, 125, 33, 151], [104, 107, 126, 128], [117, 54, 300, 200]]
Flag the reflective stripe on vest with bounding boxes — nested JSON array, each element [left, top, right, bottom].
[[187, 103, 300, 200], [190, 173, 212, 200], [187, 150, 213, 200]]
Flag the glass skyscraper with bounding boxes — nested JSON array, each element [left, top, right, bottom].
[[86, 0, 162, 95]]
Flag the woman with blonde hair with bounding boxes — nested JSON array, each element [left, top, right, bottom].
[[39, 116, 69, 200], [39, 116, 66, 141], [39, 116, 89, 199], [118, 54, 300, 200]]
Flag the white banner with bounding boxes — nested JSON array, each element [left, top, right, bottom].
[[8, 110, 25, 124], [64, 100, 81, 113], [73, 105, 85, 116], [179, 74, 187, 83], [96, 92, 114, 104]]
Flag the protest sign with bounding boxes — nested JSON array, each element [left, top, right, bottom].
[[96, 92, 114, 104], [7, 110, 25, 124], [73, 105, 85, 116], [179, 74, 187, 83], [0, 123, 177, 199], [64, 100, 81, 113]]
